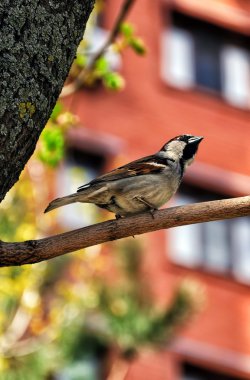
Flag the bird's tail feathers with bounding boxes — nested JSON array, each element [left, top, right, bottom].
[[44, 193, 79, 213]]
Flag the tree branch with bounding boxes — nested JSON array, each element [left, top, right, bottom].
[[87, 0, 135, 69], [61, 0, 135, 97], [1, 196, 250, 267]]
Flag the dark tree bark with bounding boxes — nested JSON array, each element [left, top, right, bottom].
[[0, 0, 95, 202]]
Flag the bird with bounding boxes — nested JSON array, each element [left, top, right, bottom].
[[44, 134, 203, 219]]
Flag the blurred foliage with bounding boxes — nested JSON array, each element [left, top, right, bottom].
[[0, 175, 204, 379], [38, 103, 79, 167], [96, 243, 204, 357], [68, 4, 147, 91], [0, 2, 205, 380], [102, 71, 125, 91], [119, 22, 147, 55]]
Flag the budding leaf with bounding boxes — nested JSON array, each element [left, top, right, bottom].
[[129, 37, 147, 55], [38, 128, 64, 167], [50, 102, 63, 121], [103, 72, 125, 91], [95, 56, 109, 77], [76, 54, 87, 68], [120, 22, 134, 38]]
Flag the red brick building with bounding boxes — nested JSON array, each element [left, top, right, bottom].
[[62, 0, 250, 378]]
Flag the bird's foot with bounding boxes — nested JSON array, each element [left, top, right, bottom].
[[149, 208, 157, 219], [134, 196, 157, 219]]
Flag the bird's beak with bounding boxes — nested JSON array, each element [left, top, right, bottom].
[[189, 136, 204, 144]]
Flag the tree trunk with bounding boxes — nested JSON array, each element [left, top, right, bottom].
[[0, 0, 95, 202]]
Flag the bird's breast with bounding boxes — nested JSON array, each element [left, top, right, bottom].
[[107, 171, 181, 215]]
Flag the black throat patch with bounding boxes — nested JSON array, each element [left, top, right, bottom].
[[179, 158, 185, 179], [182, 143, 198, 162]]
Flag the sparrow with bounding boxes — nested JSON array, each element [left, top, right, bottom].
[[44, 134, 203, 219]]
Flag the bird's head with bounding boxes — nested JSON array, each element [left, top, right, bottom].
[[160, 134, 203, 168]]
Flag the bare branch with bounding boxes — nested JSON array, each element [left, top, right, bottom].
[[61, 0, 135, 97], [1, 196, 250, 267], [87, 0, 135, 69]]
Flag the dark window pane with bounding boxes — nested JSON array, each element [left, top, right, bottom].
[[182, 363, 240, 380], [67, 147, 106, 173], [195, 34, 222, 92]]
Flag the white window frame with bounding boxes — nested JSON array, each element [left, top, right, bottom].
[[221, 45, 250, 108], [161, 27, 195, 89]]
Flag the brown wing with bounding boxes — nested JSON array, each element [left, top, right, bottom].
[[77, 155, 166, 192]]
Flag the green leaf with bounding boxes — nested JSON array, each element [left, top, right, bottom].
[[120, 22, 134, 38], [129, 37, 147, 55], [95, 57, 109, 77], [76, 54, 87, 68], [50, 102, 63, 121], [38, 128, 64, 167], [103, 72, 125, 91]]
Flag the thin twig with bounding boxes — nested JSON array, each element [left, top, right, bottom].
[[88, 0, 135, 69], [0, 196, 250, 267], [107, 357, 130, 380], [60, 0, 135, 97]]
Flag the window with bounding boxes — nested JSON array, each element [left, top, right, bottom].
[[56, 147, 106, 229], [195, 31, 222, 92], [182, 363, 239, 380], [161, 11, 250, 108], [167, 185, 250, 284], [221, 46, 250, 107], [161, 28, 194, 89]]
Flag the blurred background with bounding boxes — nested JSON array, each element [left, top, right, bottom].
[[1, 0, 250, 379]]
